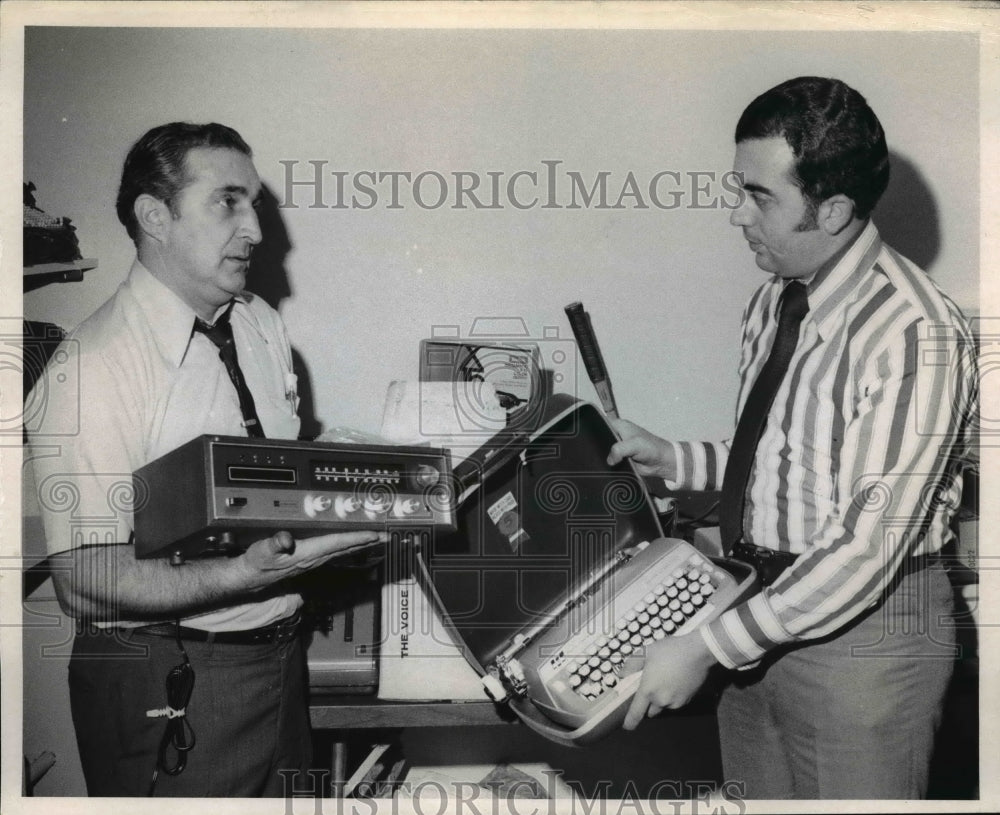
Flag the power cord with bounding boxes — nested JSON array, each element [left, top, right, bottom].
[[146, 623, 196, 796], [682, 500, 721, 528]]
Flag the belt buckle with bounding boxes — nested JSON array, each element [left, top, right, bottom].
[[755, 545, 777, 562], [757, 547, 791, 587], [269, 614, 299, 644], [734, 541, 783, 587]]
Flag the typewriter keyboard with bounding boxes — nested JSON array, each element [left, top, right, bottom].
[[534, 544, 735, 703]]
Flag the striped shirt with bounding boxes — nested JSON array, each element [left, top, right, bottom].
[[669, 221, 978, 669]]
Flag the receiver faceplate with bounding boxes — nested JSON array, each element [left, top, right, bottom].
[[133, 435, 455, 562]]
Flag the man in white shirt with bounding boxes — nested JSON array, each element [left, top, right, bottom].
[[26, 122, 384, 796]]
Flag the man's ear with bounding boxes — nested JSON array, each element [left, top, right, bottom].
[[133, 194, 171, 243], [818, 194, 856, 235]]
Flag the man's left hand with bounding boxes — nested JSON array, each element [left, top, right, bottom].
[[623, 632, 718, 729]]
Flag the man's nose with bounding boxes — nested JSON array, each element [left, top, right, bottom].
[[729, 195, 753, 227], [241, 208, 263, 245]]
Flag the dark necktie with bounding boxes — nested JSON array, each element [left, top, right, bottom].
[[718, 281, 809, 553], [192, 303, 265, 438]]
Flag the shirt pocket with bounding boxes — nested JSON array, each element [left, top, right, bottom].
[[853, 381, 887, 421], [258, 390, 301, 440]]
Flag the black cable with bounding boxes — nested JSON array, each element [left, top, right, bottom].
[[672, 500, 722, 540], [147, 623, 197, 796], [682, 500, 721, 527]]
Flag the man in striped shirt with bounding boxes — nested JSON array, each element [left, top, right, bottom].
[[609, 77, 978, 798]]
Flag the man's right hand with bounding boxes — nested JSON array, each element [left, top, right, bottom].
[[240, 530, 388, 590], [52, 530, 390, 622], [607, 418, 677, 481]]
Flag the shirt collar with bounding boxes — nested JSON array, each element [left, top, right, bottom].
[[803, 220, 883, 341], [125, 259, 266, 368]]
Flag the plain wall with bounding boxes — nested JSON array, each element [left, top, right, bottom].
[[17, 25, 980, 797], [22, 27, 979, 441]]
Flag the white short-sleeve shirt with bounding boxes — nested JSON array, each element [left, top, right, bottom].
[[26, 260, 303, 630]]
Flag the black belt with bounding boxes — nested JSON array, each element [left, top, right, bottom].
[[731, 541, 798, 588], [731, 541, 939, 589], [126, 613, 301, 645]]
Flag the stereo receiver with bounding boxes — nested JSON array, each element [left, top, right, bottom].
[[133, 435, 455, 563]]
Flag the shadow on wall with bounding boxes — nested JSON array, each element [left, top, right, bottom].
[[877, 151, 941, 272], [248, 183, 322, 439]]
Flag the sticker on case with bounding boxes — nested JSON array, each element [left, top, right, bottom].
[[487, 491, 530, 552]]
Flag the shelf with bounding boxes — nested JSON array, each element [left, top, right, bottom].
[[309, 695, 513, 730], [23, 259, 97, 292]]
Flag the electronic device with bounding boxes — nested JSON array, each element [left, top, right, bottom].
[[132, 435, 455, 563], [461, 537, 749, 734], [419, 336, 538, 412], [418, 317, 579, 433], [418, 396, 757, 746]]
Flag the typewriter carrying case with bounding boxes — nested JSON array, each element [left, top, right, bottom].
[[417, 395, 757, 747]]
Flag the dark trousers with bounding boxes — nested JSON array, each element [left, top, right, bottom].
[[717, 563, 957, 799], [69, 625, 313, 796]]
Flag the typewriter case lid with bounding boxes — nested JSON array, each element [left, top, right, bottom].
[[420, 395, 664, 675]]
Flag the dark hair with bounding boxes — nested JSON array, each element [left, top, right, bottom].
[[735, 77, 890, 219], [116, 122, 252, 243]]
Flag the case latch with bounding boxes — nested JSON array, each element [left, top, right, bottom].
[[481, 672, 509, 703], [494, 655, 529, 698]]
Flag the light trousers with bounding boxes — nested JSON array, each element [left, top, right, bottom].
[[717, 563, 957, 799]]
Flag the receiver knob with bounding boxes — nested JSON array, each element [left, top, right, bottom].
[[392, 498, 421, 517], [304, 494, 333, 518], [414, 465, 440, 487], [363, 494, 391, 520], [334, 495, 363, 519]]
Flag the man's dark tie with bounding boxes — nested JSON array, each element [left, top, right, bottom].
[[192, 303, 265, 438], [718, 281, 809, 553]]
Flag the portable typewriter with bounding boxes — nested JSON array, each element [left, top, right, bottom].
[[418, 396, 757, 746]]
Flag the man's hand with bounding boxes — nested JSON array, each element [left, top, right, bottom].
[[607, 418, 677, 481], [52, 530, 390, 622], [240, 530, 388, 589], [622, 632, 718, 730]]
